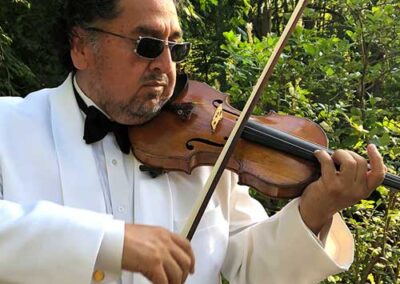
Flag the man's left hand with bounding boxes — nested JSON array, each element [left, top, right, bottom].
[[299, 144, 386, 235]]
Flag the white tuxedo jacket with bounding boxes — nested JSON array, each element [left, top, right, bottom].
[[0, 75, 354, 284]]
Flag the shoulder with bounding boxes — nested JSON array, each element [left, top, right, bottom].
[[0, 78, 73, 152], [0, 96, 23, 114], [0, 76, 71, 126], [0, 88, 51, 127]]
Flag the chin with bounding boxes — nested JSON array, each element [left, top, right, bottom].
[[125, 94, 171, 125], [127, 108, 161, 125]]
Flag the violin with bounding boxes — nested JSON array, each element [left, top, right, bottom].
[[130, 0, 399, 239], [129, 77, 400, 199]]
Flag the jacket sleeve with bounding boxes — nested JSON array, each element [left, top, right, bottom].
[[0, 198, 117, 284], [221, 175, 354, 284], [0, 95, 125, 284]]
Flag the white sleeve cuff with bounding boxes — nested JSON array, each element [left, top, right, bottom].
[[295, 199, 354, 269], [94, 219, 125, 280]]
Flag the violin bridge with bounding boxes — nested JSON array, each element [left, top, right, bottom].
[[211, 104, 223, 133]]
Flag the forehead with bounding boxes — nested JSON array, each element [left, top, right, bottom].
[[113, 0, 181, 38]]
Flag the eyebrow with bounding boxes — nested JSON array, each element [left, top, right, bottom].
[[134, 26, 183, 39]]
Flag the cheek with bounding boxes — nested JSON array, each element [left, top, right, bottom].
[[95, 43, 142, 77], [166, 71, 177, 95], [102, 57, 137, 79], [96, 56, 146, 94]]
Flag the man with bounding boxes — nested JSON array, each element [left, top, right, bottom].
[[0, 0, 386, 283]]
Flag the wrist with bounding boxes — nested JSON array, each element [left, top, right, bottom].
[[299, 198, 334, 235]]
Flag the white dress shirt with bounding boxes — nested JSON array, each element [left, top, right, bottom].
[[73, 77, 128, 283]]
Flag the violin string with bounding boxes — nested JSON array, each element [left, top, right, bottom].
[[244, 121, 400, 191], [180, 0, 310, 240]]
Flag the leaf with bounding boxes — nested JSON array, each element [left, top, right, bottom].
[[379, 132, 391, 146], [320, 121, 333, 132], [303, 43, 317, 56], [345, 30, 354, 39], [325, 67, 335, 77], [342, 135, 359, 147]]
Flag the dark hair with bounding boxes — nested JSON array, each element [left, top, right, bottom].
[[54, 0, 122, 71], [54, 0, 181, 71]]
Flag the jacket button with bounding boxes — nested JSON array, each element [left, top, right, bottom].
[[93, 270, 105, 282]]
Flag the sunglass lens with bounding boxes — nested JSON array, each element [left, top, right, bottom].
[[137, 38, 164, 59], [171, 43, 191, 62], [137, 37, 191, 62]]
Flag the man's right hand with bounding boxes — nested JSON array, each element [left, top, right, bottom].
[[122, 224, 195, 284]]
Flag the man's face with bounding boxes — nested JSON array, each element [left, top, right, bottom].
[[77, 0, 181, 125]]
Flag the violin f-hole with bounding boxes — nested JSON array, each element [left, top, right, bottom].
[[186, 138, 225, 150]]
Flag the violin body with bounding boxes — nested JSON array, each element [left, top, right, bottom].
[[129, 0, 399, 239], [129, 80, 329, 199]]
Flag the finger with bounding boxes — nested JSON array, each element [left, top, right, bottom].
[[331, 149, 357, 181], [148, 264, 169, 284], [347, 151, 368, 183], [170, 249, 190, 283], [314, 150, 336, 181], [171, 234, 195, 274], [366, 144, 386, 189], [163, 255, 183, 284], [171, 240, 194, 283]]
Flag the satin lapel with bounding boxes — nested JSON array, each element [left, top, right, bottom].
[[49, 75, 106, 212], [133, 162, 174, 230]]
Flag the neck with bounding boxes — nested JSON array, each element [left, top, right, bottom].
[[75, 71, 101, 106], [73, 72, 111, 119]]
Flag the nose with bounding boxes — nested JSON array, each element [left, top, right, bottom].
[[148, 45, 175, 74]]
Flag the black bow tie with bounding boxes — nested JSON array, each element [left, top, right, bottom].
[[73, 84, 131, 154]]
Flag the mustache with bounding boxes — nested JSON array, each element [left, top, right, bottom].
[[142, 73, 169, 85]]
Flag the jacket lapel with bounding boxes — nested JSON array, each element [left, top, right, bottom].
[[49, 74, 106, 212]]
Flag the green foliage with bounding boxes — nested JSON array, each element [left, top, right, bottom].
[[1, 0, 400, 282], [0, 0, 37, 96], [183, 1, 400, 282], [337, 191, 400, 284], [0, 0, 66, 97]]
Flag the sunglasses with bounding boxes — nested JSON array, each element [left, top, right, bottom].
[[84, 27, 191, 63]]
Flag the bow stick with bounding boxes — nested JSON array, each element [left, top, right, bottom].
[[181, 0, 309, 240]]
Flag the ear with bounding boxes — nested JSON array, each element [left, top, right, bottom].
[[70, 27, 92, 70]]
